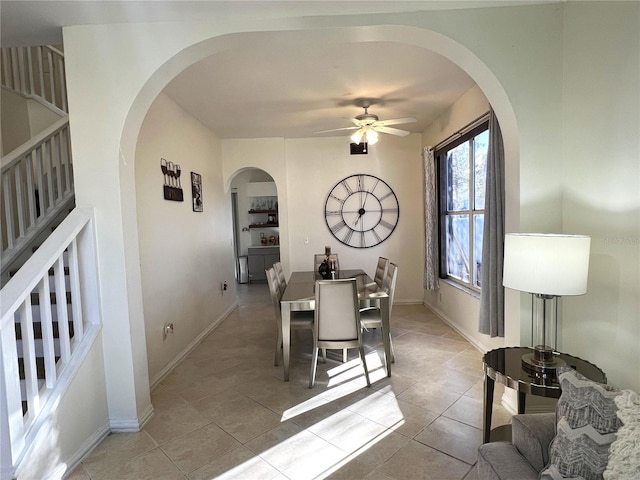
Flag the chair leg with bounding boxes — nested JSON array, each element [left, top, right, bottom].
[[321, 348, 326, 363], [359, 344, 371, 387], [390, 335, 395, 363], [309, 347, 319, 388], [274, 330, 283, 366], [342, 348, 347, 363]]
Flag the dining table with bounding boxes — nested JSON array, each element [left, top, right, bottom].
[[279, 269, 391, 381]]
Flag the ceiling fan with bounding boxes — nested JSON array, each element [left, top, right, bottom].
[[317, 101, 417, 145]]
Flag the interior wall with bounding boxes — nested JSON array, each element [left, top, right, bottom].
[[15, 334, 109, 480], [27, 99, 63, 137], [422, 85, 505, 352], [0, 90, 64, 156], [561, 1, 640, 390], [285, 134, 424, 303], [135, 93, 236, 383], [1, 89, 31, 155], [222, 135, 424, 302]]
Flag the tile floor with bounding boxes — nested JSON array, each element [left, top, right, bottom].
[[68, 282, 512, 480]]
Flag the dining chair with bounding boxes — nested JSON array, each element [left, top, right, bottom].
[[360, 262, 398, 363], [309, 278, 371, 388], [266, 267, 314, 366], [373, 257, 389, 287], [273, 261, 286, 291]]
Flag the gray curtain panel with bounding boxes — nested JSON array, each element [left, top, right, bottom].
[[423, 147, 439, 291], [479, 109, 505, 337]]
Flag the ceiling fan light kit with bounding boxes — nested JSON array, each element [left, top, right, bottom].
[[316, 100, 417, 145], [350, 127, 379, 145]]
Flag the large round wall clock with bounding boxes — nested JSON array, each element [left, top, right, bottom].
[[324, 174, 399, 248]]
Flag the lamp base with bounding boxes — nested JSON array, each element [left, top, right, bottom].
[[521, 346, 566, 374]]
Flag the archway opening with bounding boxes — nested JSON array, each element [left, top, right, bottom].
[[229, 168, 280, 284]]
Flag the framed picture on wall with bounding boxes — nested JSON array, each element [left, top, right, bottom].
[[191, 172, 203, 212]]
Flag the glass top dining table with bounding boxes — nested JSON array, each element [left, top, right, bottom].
[[279, 269, 391, 381]]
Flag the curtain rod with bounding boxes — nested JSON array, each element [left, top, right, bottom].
[[433, 111, 490, 151]]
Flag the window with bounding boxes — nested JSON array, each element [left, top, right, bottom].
[[436, 121, 489, 290]]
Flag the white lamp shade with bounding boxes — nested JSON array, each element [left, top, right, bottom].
[[350, 130, 364, 145], [503, 233, 591, 296]]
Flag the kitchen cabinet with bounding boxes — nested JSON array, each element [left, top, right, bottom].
[[248, 246, 280, 282]]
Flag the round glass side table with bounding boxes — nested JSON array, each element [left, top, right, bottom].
[[482, 346, 606, 443]]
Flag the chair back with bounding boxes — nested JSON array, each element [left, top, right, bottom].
[[314, 279, 360, 343], [274, 262, 286, 290], [373, 257, 389, 287], [266, 267, 282, 317], [382, 262, 398, 313]]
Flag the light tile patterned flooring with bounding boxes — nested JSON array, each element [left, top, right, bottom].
[[68, 282, 512, 480]]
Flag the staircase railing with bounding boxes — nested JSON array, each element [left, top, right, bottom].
[[1, 46, 67, 114], [0, 207, 100, 475], [1, 118, 74, 280]]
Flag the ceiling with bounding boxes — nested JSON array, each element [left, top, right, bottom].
[[1, 1, 559, 140]]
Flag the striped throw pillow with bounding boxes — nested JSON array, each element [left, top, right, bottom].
[[540, 367, 621, 480]]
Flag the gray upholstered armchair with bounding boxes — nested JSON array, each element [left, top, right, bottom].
[[477, 413, 556, 480]]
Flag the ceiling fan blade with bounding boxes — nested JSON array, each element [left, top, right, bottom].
[[375, 117, 417, 127], [315, 126, 360, 134], [375, 126, 411, 137]]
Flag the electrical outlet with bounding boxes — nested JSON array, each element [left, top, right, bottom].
[[163, 323, 174, 340], [221, 281, 228, 294]]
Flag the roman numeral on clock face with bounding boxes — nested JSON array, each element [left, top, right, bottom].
[[341, 180, 353, 195], [379, 219, 395, 230], [331, 220, 347, 234]]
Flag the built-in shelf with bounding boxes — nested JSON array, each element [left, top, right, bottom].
[[248, 209, 277, 215], [249, 223, 279, 229], [248, 208, 278, 229]]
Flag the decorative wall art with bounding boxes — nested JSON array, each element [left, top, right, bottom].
[[191, 172, 203, 212], [161, 158, 184, 201]]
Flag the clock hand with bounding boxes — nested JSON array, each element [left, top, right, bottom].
[[356, 191, 370, 225]]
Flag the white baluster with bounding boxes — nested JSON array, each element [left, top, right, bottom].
[[68, 239, 84, 343], [19, 299, 41, 419], [38, 271, 57, 387], [54, 255, 71, 364]]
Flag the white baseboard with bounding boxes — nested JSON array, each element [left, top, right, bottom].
[[137, 403, 155, 429], [422, 300, 523, 416], [421, 300, 488, 353], [59, 421, 110, 480], [149, 302, 238, 390], [109, 402, 155, 432]]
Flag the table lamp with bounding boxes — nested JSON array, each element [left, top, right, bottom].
[[503, 233, 591, 373]]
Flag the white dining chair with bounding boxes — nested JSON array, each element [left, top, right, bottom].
[[309, 278, 371, 388], [360, 262, 398, 363], [273, 261, 286, 291], [266, 267, 314, 366], [373, 257, 389, 287]]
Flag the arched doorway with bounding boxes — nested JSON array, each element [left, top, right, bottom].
[[110, 22, 520, 422], [229, 168, 281, 284]]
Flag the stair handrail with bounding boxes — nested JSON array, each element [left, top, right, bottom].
[[1, 45, 67, 114], [1, 117, 74, 277], [0, 207, 101, 474]]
